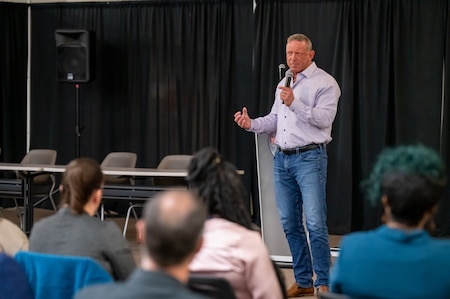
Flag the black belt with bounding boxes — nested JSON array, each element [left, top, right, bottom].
[[278, 143, 324, 155]]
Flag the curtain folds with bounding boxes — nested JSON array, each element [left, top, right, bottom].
[[0, 3, 28, 164], [30, 1, 253, 164]]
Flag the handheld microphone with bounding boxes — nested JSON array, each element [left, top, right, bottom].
[[282, 70, 294, 104], [285, 69, 293, 87], [278, 64, 286, 80]]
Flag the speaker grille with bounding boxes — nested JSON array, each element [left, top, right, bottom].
[[56, 46, 87, 81], [55, 29, 95, 83]]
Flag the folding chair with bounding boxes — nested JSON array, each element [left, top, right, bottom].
[[123, 154, 192, 236], [100, 152, 137, 220], [188, 274, 237, 299], [0, 149, 58, 229]]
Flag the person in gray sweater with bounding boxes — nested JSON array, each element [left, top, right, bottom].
[[29, 157, 136, 280]]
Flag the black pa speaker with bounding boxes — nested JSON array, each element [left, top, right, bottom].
[[55, 29, 95, 82]]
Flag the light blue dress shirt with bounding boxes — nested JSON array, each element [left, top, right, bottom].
[[249, 62, 341, 149]]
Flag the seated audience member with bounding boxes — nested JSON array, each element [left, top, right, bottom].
[[29, 157, 135, 280], [330, 145, 450, 298], [0, 217, 28, 255], [14, 250, 113, 299], [0, 253, 34, 299], [186, 147, 285, 299], [75, 190, 209, 299]]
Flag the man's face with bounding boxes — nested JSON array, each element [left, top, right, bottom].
[[286, 40, 315, 74]]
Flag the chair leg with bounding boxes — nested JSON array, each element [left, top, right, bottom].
[[123, 203, 144, 237], [123, 205, 133, 237], [100, 204, 105, 221], [13, 198, 24, 230], [131, 202, 139, 220], [48, 175, 58, 210], [48, 188, 58, 211], [33, 196, 45, 207], [33, 175, 58, 211]]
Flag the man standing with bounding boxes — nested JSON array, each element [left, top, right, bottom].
[[75, 190, 208, 299], [234, 33, 340, 297]]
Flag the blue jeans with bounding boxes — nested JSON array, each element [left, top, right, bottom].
[[273, 146, 330, 288]]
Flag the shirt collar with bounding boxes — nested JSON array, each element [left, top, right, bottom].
[[377, 224, 429, 243], [298, 61, 317, 79]]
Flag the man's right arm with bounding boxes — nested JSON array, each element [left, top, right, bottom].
[[249, 114, 277, 134], [234, 107, 277, 134]]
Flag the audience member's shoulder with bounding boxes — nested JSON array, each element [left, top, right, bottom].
[[31, 210, 60, 226], [431, 236, 450, 250], [0, 218, 22, 231], [339, 227, 382, 248], [75, 280, 208, 299], [32, 207, 71, 226], [101, 218, 125, 235], [0, 253, 34, 299], [207, 218, 261, 239], [0, 252, 19, 265], [0, 218, 29, 255], [74, 283, 114, 299], [206, 218, 269, 256]]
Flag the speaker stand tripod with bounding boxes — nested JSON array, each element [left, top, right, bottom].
[[75, 84, 84, 158]]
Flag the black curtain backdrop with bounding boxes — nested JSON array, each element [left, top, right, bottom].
[[0, 3, 28, 165], [435, 0, 450, 237], [28, 0, 257, 215], [2, 0, 450, 235]]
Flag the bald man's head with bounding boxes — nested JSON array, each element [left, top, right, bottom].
[[143, 190, 207, 267]]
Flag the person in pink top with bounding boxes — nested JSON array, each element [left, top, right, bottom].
[[186, 147, 285, 299]]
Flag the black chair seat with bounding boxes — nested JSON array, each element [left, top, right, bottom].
[[188, 274, 237, 299]]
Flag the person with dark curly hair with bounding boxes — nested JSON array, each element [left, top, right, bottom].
[[330, 145, 450, 298], [186, 147, 285, 299]]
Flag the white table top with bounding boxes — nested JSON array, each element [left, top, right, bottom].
[[0, 163, 44, 172], [0, 163, 244, 177], [43, 165, 188, 177]]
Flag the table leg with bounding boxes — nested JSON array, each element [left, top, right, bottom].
[[23, 175, 34, 235]]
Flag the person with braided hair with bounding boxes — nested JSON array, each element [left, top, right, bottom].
[[186, 147, 285, 299]]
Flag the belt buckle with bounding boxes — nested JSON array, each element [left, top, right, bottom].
[[280, 147, 296, 155], [298, 143, 321, 153]]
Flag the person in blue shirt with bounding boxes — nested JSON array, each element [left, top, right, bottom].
[[234, 33, 341, 297], [0, 253, 33, 299], [330, 144, 450, 299]]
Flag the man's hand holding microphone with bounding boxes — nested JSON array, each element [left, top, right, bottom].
[[279, 69, 294, 106]]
